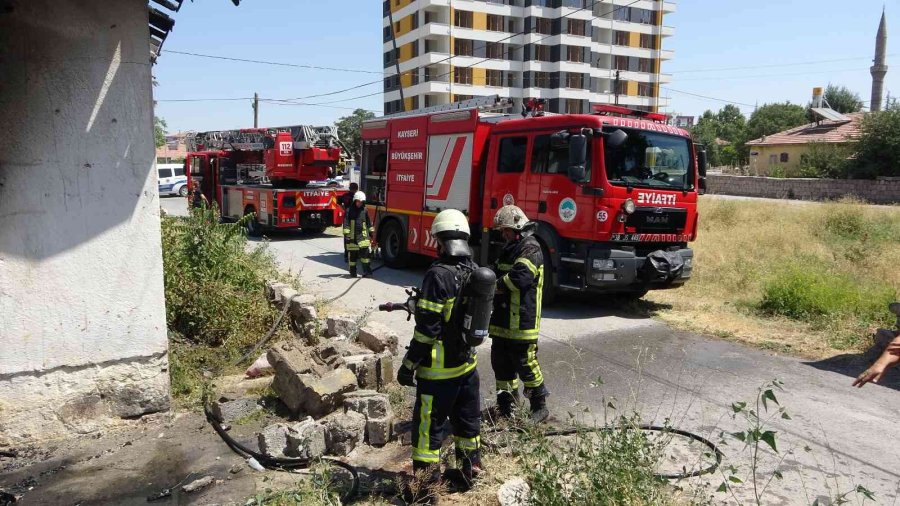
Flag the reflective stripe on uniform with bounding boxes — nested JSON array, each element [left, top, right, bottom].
[[442, 297, 456, 322], [496, 378, 520, 392], [413, 330, 435, 345], [453, 435, 481, 451], [497, 263, 513, 272], [524, 343, 544, 388], [342, 228, 350, 235], [360, 257, 370, 264], [358, 240, 371, 248], [503, 275, 521, 331], [515, 257, 539, 276], [346, 244, 360, 251], [414, 394, 439, 463], [417, 299, 445, 313], [403, 358, 417, 370], [416, 360, 477, 381], [489, 325, 539, 340]]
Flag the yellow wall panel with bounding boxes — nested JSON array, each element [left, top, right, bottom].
[[473, 12, 487, 30], [627, 81, 638, 96], [390, 0, 414, 13], [399, 42, 414, 62], [473, 67, 486, 86], [629, 31, 640, 47]]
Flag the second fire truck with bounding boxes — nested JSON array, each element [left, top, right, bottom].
[[185, 125, 346, 236], [359, 96, 707, 301]]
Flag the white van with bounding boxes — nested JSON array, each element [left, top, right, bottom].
[[157, 163, 188, 197]]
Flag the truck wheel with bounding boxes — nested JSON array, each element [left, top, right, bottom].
[[540, 242, 558, 307], [244, 207, 261, 238], [178, 185, 189, 197], [379, 220, 409, 268]]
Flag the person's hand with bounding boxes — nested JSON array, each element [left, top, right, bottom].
[[397, 365, 416, 387], [853, 364, 887, 388], [887, 343, 900, 356]]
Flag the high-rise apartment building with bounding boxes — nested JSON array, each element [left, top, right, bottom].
[[382, 0, 675, 115]]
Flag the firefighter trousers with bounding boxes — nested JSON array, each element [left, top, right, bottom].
[[411, 369, 481, 467], [491, 338, 548, 403], [346, 244, 371, 275]]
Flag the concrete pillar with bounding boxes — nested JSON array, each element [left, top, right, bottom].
[[0, 0, 170, 444]]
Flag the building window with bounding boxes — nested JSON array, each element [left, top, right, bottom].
[[498, 137, 528, 173], [534, 17, 552, 35], [567, 19, 586, 36], [454, 10, 473, 28], [534, 44, 551, 61], [566, 73, 584, 89], [566, 46, 584, 63], [615, 79, 629, 95], [486, 69, 502, 87], [613, 30, 629, 46], [769, 154, 778, 165], [639, 58, 653, 73], [614, 55, 628, 70], [565, 99, 582, 114], [533, 71, 551, 88], [780, 153, 789, 163], [455, 94, 474, 102], [487, 14, 504, 31], [637, 82, 654, 96], [453, 66, 473, 85], [486, 42, 504, 59], [640, 33, 657, 49], [454, 38, 474, 56]]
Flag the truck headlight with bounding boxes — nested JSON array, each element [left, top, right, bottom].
[[622, 199, 636, 215], [683, 257, 693, 269], [592, 259, 615, 270]]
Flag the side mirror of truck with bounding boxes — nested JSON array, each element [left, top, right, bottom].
[[568, 134, 588, 183], [697, 149, 708, 177], [698, 177, 707, 195]]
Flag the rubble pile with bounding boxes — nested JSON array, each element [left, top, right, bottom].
[[212, 281, 403, 458]]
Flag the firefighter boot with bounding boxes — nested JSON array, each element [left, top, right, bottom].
[[362, 262, 373, 277], [528, 392, 550, 424], [496, 389, 521, 419], [348, 266, 357, 278], [453, 447, 484, 491], [404, 462, 441, 505]]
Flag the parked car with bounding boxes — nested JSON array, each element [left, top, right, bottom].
[[157, 163, 188, 197], [306, 177, 343, 188]]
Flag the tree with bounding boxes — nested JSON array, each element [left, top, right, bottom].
[[715, 104, 747, 143], [154, 116, 167, 149], [335, 108, 376, 160], [746, 103, 808, 143], [691, 110, 722, 167], [823, 84, 863, 113], [853, 109, 900, 178]]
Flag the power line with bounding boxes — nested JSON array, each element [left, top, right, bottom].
[[156, 96, 254, 102], [672, 66, 875, 82], [661, 87, 755, 108], [667, 54, 898, 74], [164, 49, 383, 74]]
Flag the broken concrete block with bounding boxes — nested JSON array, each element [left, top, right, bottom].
[[345, 354, 378, 389], [289, 295, 318, 323], [298, 369, 358, 417], [258, 423, 292, 458], [212, 398, 261, 423], [497, 477, 531, 506], [366, 416, 392, 447], [325, 316, 359, 339], [313, 343, 347, 370], [322, 411, 366, 456], [392, 419, 413, 445], [265, 281, 289, 302], [375, 353, 394, 391], [343, 390, 391, 419], [268, 342, 323, 378], [286, 417, 327, 459], [357, 322, 399, 355], [277, 287, 299, 307]]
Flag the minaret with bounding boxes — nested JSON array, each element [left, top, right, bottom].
[[871, 9, 888, 112]]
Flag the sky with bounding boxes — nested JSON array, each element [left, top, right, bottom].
[[153, 0, 899, 133]]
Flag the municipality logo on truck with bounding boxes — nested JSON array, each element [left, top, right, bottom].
[[559, 198, 577, 223]]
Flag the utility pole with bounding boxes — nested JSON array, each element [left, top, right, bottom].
[[386, 7, 406, 112], [252, 92, 259, 128]]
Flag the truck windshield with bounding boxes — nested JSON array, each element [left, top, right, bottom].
[[603, 128, 694, 190]]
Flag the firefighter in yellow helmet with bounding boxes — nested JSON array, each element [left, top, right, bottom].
[[343, 191, 373, 277], [397, 209, 487, 502], [490, 204, 549, 423]]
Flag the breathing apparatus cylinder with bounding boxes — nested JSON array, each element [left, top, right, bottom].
[[461, 267, 496, 347]]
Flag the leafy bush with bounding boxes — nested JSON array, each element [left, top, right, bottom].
[[853, 109, 900, 179], [758, 260, 895, 344], [797, 142, 852, 179], [516, 418, 671, 505], [161, 206, 291, 402]]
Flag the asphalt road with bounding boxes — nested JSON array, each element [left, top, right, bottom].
[[159, 196, 900, 504]]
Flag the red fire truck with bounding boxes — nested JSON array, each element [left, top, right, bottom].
[[185, 125, 346, 236], [359, 96, 707, 300]]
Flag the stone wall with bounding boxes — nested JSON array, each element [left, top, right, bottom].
[[0, 0, 169, 445], [706, 175, 900, 204]]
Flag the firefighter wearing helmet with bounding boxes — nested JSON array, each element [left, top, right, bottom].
[[490, 205, 549, 423], [342, 191, 374, 277], [397, 209, 484, 501]]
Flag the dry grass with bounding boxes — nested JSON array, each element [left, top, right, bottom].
[[647, 197, 900, 359]]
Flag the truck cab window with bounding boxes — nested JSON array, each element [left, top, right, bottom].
[[498, 136, 527, 173], [531, 134, 591, 178]]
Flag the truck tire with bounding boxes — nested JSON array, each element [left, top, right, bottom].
[[379, 219, 409, 268], [539, 241, 558, 307], [178, 185, 189, 197], [244, 207, 261, 238]]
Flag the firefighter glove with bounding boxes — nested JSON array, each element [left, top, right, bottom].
[[397, 364, 416, 387]]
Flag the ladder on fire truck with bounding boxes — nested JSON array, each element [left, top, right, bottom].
[[184, 124, 345, 153], [383, 95, 514, 119]]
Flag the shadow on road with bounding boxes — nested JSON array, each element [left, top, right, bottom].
[[544, 294, 672, 321], [804, 344, 900, 392]]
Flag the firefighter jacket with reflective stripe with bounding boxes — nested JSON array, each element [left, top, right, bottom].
[[343, 204, 373, 249], [402, 257, 479, 381], [489, 235, 544, 342]]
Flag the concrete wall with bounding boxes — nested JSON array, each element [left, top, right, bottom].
[[0, 0, 170, 444], [706, 174, 900, 204]]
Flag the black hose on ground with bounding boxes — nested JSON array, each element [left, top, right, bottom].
[[233, 293, 301, 367], [203, 402, 360, 503]]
